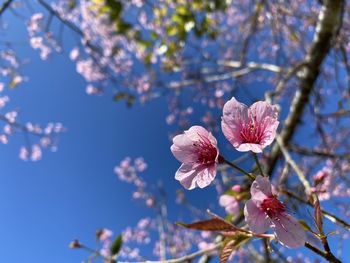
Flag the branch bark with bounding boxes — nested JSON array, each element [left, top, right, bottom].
[[266, 0, 345, 176], [0, 0, 13, 17]]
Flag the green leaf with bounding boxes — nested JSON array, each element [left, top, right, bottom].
[[113, 92, 135, 107], [68, 0, 76, 10], [150, 31, 158, 40], [106, 0, 123, 21], [110, 234, 123, 257], [166, 25, 178, 36], [115, 21, 132, 34], [299, 220, 314, 233]]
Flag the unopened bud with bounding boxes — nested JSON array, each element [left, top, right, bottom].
[[69, 239, 81, 249]]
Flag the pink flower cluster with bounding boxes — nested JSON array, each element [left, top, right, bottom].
[[171, 97, 279, 189], [114, 157, 155, 207], [170, 97, 307, 248]]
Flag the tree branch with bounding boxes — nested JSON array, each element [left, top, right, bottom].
[[266, 0, 345, 176], [0, 0, 13, 17]]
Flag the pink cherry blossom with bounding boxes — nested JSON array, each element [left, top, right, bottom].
[[219, 194, 240, 216], [171, 126, 219, 190], [221, 97, 279, 153], [244, 176, 306, 248]]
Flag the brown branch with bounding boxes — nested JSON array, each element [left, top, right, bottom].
[[0, 0, 13, 17], [305, 242, 342, 263], [266, 0, 345, 176], [118, 242, 222, 263], [289, 144, 350, 159]]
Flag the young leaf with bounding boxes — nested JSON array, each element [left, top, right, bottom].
[[110, 234, 123, 257], [177, 218, 236, 231], [313, 195, 324, 234], [299, 220, 315, 233], [220, 235, 251, 263], [220, 239, 235, 263]]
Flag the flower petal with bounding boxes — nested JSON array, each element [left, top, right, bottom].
[[271, 213, 306, 248], [175, 163, 198, 190], [171, 134, 197, 163], [196, 166, 217, 188], [250, 175, 272, 205], [236, 143, 264, 153], [221, 97, 248, 147], [219, 195, 240, 215], [184, 125, 209, 141], [244, 199, 270, 233], [249, 101, 279, 148], [249, 101, 278, 124]]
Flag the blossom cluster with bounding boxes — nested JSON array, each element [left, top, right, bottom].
[[171, 97, 307, 248], [0, 81, 64, 161], [114, 157, 155, 207]]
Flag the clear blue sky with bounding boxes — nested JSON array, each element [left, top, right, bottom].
[[0, 4, 348, 263], [0, 7, 224, 263]]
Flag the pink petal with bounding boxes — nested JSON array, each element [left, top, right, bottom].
[[271, 213, 306, 248], [219, 195, 239, 215], [175, 163, 198, 190], [244, 199, 270, 233], [184, 125, 213, 144], [250, 175, 272, 205], [249, 101, 279, 148], [171, 134, 197, 163], [249, 101, 278, 124], [221, 97, 248, 147], [196, 165, 217, 188], [236, 143, 264, 153], [260, 118, 279, 147]]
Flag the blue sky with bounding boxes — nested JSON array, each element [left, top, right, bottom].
[[0, 8, 224, 262], [0, 3, 349, 263]]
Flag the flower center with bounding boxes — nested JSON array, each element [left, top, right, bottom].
[[193, 135, 217, 166], [260, 197, 285, 218], [240, 116, 264, 144]]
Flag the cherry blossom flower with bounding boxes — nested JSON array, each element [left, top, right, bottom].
[[219, 194, 240, 216], [221, 97, 279, 153], [171, 126, 219, 190], [244, 176, 306, 248]]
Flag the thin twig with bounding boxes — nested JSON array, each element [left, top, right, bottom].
[[118, 242, 222, 263], [219, 156, 255, 180], [284, 190, 350, 231], [276, 135, 312, 195]]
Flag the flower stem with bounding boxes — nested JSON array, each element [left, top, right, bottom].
[[253, 153, 265, 177], [219, 156, 255, 180]]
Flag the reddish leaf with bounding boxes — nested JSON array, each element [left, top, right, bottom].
[[313, 195, 324, 234], [177, 218, 236, 231], [220, 235, 251, 263], [220, 239, 235, 263]]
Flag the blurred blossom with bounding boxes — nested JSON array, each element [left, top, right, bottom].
[[31, 144, 42, 161], [19, 147, 29, 161], [98, 228, 113, 241], [69, 48, 79, 61], [0, 96, 9, 108], [0, 134, 8, 144], [219, 194, 240, 216]]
